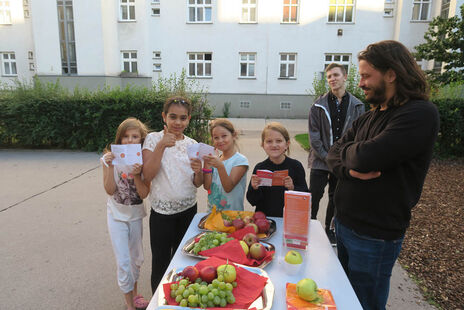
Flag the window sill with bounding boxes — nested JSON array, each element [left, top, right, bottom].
[[118, 20, 137, 23], [410, 20, 431, 23], [186, 21, 213, 24], [1, 74, 18, 77], [187, 76, 213, 79], [326, 21, 355, 25], [0, 23, 12, 26], [383, 15, 394, 18], [239, 21, 258, 24], [281, 22, 299, 25], [278, 77, 297, 80], [238, 77, 256, 80]]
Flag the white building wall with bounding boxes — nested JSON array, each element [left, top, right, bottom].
[[0, 0, 34, 85]]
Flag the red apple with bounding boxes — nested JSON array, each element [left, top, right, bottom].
[[182, 266, 199, 282], [243, 215, 253, 224], [255, 218, 270, 234], [253, 211, 266, 222], [249, 243, 267, 260], [199, 265, 217, 283], [232, 218, 245, 230], [245, 223, 259, 234], [242, 232, 259, 247]]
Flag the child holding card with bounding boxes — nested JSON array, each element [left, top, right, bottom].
[[101, 117, 151, 310], [142, 96, 203, 293], [203, 118, 249, 211], [246, 122, 308, 217]]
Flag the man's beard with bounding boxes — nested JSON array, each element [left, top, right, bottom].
[[362, 80, 387, 106]]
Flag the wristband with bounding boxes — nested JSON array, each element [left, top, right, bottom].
[[202, 168, 213, 174]]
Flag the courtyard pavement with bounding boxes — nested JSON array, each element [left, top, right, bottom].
[[0, 118, 435, 309]]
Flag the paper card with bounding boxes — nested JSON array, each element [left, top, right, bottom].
[[187, 143, 215, 159], [111, 144, 143, 166], [256, 169, 289, 187]]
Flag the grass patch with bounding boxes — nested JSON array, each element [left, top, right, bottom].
[[294, 133, 310, 151]]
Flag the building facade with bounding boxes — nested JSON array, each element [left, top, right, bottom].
[[0, 0, 462, 118]]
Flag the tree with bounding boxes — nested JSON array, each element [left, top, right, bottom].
[[414, 4, 464, 84]]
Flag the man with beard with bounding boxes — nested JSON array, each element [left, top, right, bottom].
[[308, 63, 364, 245], [327, 40, 439, 310]]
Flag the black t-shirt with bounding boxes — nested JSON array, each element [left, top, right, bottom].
[[328, 91, 349, 142]]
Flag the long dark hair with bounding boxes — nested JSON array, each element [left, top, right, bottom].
[[358, 40, 429, 107]]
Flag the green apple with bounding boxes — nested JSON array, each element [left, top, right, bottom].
[[284, 250, 303, 265], [217, 264, 236, 283], [296, 278, 319, 302], [239, 240, 249, 255]]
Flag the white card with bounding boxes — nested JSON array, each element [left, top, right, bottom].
[[111, 144, 143, 166], [186, 144, 200, 159], [186, 143, 215, 159]]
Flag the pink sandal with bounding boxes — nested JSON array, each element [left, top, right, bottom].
[[133, 295, 149, 310]]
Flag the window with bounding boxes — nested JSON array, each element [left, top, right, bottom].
[[120, 0, 135, 21], [28, 51, 33, 59], [239, 53, 256, 78], [384, 8, 393, 17], [412, 0, 431, 21], [29, 62, 35, 71], [241, 0, 257, 23], [57, 0, 77, 75], [1, 52, 17, 76], [282, 0, 298, 23], [280, 102, 292, 110], [240, 101, 250, 109], [328, 0, 354, 23], [324, 54, 351, 73], [152, 7, 160, 16], [152, 0, 160, 3], [153, 63, 161, 72], [0, 1, 11, 24], [440, 0, 450, 18], [122, 51, 137, 73], [188, 0, 212, 23], [23, 0, 30, 18], [279, 53, 296, 78], [153, 51, 161, 59], [188, 52, 212, 77]]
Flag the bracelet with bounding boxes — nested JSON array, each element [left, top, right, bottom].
[[202, 168, 213, 174]]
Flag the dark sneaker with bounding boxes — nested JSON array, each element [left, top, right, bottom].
[[326, 229, 337, 246]]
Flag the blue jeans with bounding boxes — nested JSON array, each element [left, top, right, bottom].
[[334, 218, 404, 310]]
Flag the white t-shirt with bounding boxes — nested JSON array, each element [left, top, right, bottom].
[[207, 152, 249, 212], [143, 131, 197, 215], [107, 165, 147, 222]]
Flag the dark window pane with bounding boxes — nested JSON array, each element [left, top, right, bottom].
[[205, 53, 212, 61]]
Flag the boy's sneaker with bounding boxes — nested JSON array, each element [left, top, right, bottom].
[[326, 228, 337, 247]]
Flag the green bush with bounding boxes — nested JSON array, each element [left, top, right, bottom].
[[0, 72, 212, 151], [433, 98, 464, 157]]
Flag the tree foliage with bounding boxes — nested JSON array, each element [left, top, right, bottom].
[[414, 4, 464, 84]]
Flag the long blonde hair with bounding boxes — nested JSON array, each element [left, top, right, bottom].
[[104, 117, 148, 153]]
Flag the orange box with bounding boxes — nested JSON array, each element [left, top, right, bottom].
[[283, 191, 311, 250], [286, 283, 337, 309]]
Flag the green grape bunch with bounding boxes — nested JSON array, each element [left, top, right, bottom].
[[169, 276, 237, 308], [192, 232, 234, 255]]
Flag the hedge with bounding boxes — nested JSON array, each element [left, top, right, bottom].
[[433, 98, 464, 157], [0, 74, 212, 152]]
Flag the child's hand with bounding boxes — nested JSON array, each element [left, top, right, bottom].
[[102, 152, 115, 167], [190, 158, 202, 174], [161, 125, 176, 148], [283, 176, 294, 190], [251, 174, 261, 190], [131, 163, 143, 175], [203, 153, 222, 169]]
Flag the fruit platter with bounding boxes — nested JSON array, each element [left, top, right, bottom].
[[197, 208, 276, 240], [182, 231, 275, 268], [158, 257, 274, 309]]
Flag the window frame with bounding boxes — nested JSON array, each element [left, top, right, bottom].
[[324, 53, 351, 73], [384, 8, 394, 17], [279, 53, 297, 79], [187, 52, 212, 78], [1, 52, 18, 76], [121, 50, 138, 73], [241, 0, 257, 23], [328, 0, 355, 23], [282, 0, 299, 23], [153, 63, 162, 72], [240, 101, 251, 109], [239, 52, 256, 78], [120, 0, 136, 22], [187, 0, 212, 23], [151, 7, 160, 16], [0, 0, 12, 24], [280, 102, 292, 110], [411, 0, 431, 21]]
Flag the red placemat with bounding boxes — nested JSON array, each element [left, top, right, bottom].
[[228, 226, 256, 240], [162, 257, 268, 309], [199, 239, 274, 267]]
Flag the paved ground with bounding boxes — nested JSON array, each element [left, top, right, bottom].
[[0, 118, 435, 309]]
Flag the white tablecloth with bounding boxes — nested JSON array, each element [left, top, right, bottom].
[[147, 213, 362, 309]]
